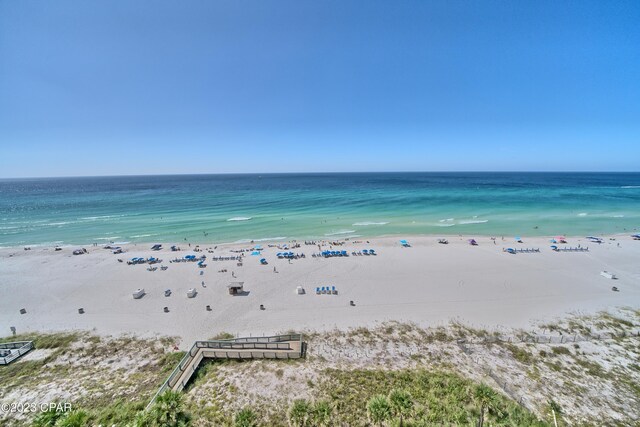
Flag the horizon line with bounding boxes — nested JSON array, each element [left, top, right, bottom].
[[1, 170, 640, 180]]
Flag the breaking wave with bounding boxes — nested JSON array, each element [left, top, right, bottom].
[[325, 230, 357, 236], [227, 217, 252, 222]]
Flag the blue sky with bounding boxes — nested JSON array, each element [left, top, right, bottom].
[[1, 0, 639, 177]]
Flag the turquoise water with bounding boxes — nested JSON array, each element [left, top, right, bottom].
[[1, 173, 639, 247]]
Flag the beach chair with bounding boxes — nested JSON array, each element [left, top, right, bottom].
[[369, 249, 376, 255], [315, 287, 321, 294], [332, 286, 337, 295], [362, 249, 369, 255]]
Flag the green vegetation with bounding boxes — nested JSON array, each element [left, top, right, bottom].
[[318, 368, 547, 426], [209, 332, 235, 341], [287, 399, 312, 426], [137, 390, 191, 426], [503, 343, 533, 364], [367, 395, 392, 425], [234, 408, 258, 427], [551, 346, 571, 356]]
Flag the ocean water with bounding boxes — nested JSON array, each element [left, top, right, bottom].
[[0, 173, 639, 247]]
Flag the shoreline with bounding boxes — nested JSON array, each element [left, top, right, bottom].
[[3, 230, 637, 251]]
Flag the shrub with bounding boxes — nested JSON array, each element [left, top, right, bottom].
[[137, 390, 191, 426], [311, 400, 332, 426], [288, 399, 312, 427], [367, 395, 392, 426], [234, 408, 258, 427], [388, 389, 413, 418]]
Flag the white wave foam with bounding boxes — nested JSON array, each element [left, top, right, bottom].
[[227, 217, 252, 222], [325, 230, 357, 236], [459, 219, 489, 225], [621, 186, 640, 189], [80, 215, 123, 220], [439, 218, 454, 222], [435, 223, 456, 227], [234, 236, 287, 243], [352, 222, 389, 226], [93, 236, 121, 241], [130, 234, 157, 238], [611, 214, 625, 218], [577, 213, 588, 217]]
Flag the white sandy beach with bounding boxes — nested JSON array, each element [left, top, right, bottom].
[[1, 234, 639, 348]]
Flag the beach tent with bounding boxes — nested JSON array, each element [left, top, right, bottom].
[[296, 286, 305, 295], [251, 251, 260, 256], [227, 282, 244, 295], [260, 258, 268, 265]]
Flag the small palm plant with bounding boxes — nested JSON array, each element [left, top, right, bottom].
[[32, 407, 65, 427], [473, 383, 499, 427], [138, 390, 191, 427], [57, 410, 89, 427], [367, 394, 392, 426]]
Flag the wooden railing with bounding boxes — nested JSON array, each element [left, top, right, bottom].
[[0, 341, 34, 365]]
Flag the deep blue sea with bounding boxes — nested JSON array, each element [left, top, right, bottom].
[[1, 173, 639, 247]]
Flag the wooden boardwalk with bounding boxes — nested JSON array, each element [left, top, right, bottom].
[[147, 334, 304, 409]]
